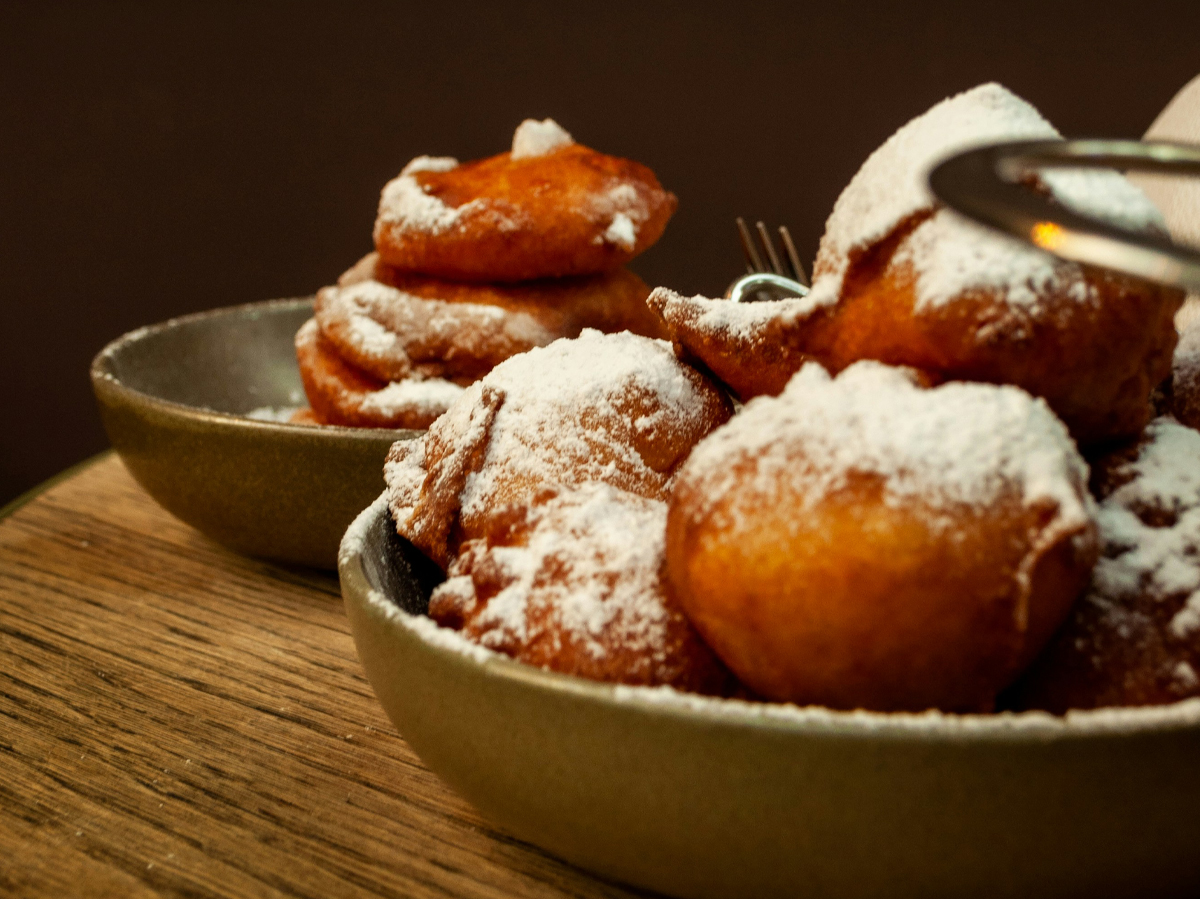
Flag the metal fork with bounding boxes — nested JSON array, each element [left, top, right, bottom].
[[726, 218, 811, 302]]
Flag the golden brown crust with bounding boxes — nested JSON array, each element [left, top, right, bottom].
[[317, 255, 663, 385], [394, 385, 504, 568], [663, 363, 1097, 712], [646, 288, 820, 401], [374, 144, 677, 282], [427, 484, 735, 694], [647, 217, 1183, 444], [669, 475, 1094, 712], [294, 318, 461, 429], [384, 331, 733, 570], [804, 213, 1184, 445]]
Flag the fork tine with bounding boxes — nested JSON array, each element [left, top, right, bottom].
[[736, 217, 765, 273], [778, 226, 809, 287], [756, 220, 785, 276]]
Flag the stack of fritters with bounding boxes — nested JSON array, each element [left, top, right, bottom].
[[296, 118, 677, 428]]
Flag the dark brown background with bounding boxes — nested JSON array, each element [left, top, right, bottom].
[[3, 1, 1199, 503]]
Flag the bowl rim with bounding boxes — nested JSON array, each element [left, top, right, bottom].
[[90, 297, 412, 441], [341, 492, 1200, 743]]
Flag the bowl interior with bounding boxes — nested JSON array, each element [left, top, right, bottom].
[[359, 502, 443, 616], [91, 299, 416, 567], [96, 298, 313, 415]]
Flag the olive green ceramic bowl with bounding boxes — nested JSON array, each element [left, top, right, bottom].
[[91, 299, 418, 568], [340, 494, 1200, 899]]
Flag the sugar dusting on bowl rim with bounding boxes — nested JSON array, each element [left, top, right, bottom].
[[341, 491, 1200, 739]]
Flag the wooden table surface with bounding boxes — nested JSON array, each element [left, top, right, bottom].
[[0, 453, 647, 899]]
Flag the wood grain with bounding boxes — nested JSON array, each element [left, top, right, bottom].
[[0, 454, 648, 898]]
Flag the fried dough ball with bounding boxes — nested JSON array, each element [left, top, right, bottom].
[[648, 84, 1183, 445], [665, 361, 1098, 712], [428, 482, 734, 693], [295, 318, 463, 429], [373, 119, 677, 282], [316, 253, 663, 384], [384, 329, 732, 568], [1004, 418, 1200, 712], [804, 211, 1182, 446]]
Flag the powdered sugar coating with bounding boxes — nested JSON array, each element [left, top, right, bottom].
[[382, 440, 426, 522], [403, 155, 459, 175], [431, 484, 676, 666], [374, 123, 675, 281], [894, 210, 1095, 311], [295, 317, 465, 428], [690, 292, 806, 337], [1091, 419, 1200, 640], [679, 360, 1092, 531], [339, 301, 400, 357], [378, 331, 731, 690], [808, 82, 1165, 313], [358, 376, 464, 419], [375, 157, 523, 239], [1041, 167, 1167, 232], [469, 332, 702, 498], [384, 329, 730, 571], [511, 118, 574, 159], [432, 330, 720, 524], [650, 286, 827, 340], [424, 481, 731, 692], [585, 183, 644, 247], [1011, 418, 1200, 710], [245, 405, 304, 423], [602, 212, 636, 250], [316, 279, 553, 377]]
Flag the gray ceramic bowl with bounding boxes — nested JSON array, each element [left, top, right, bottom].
[[340, 494, 1200, 899], [91, 299, 419, 568]]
